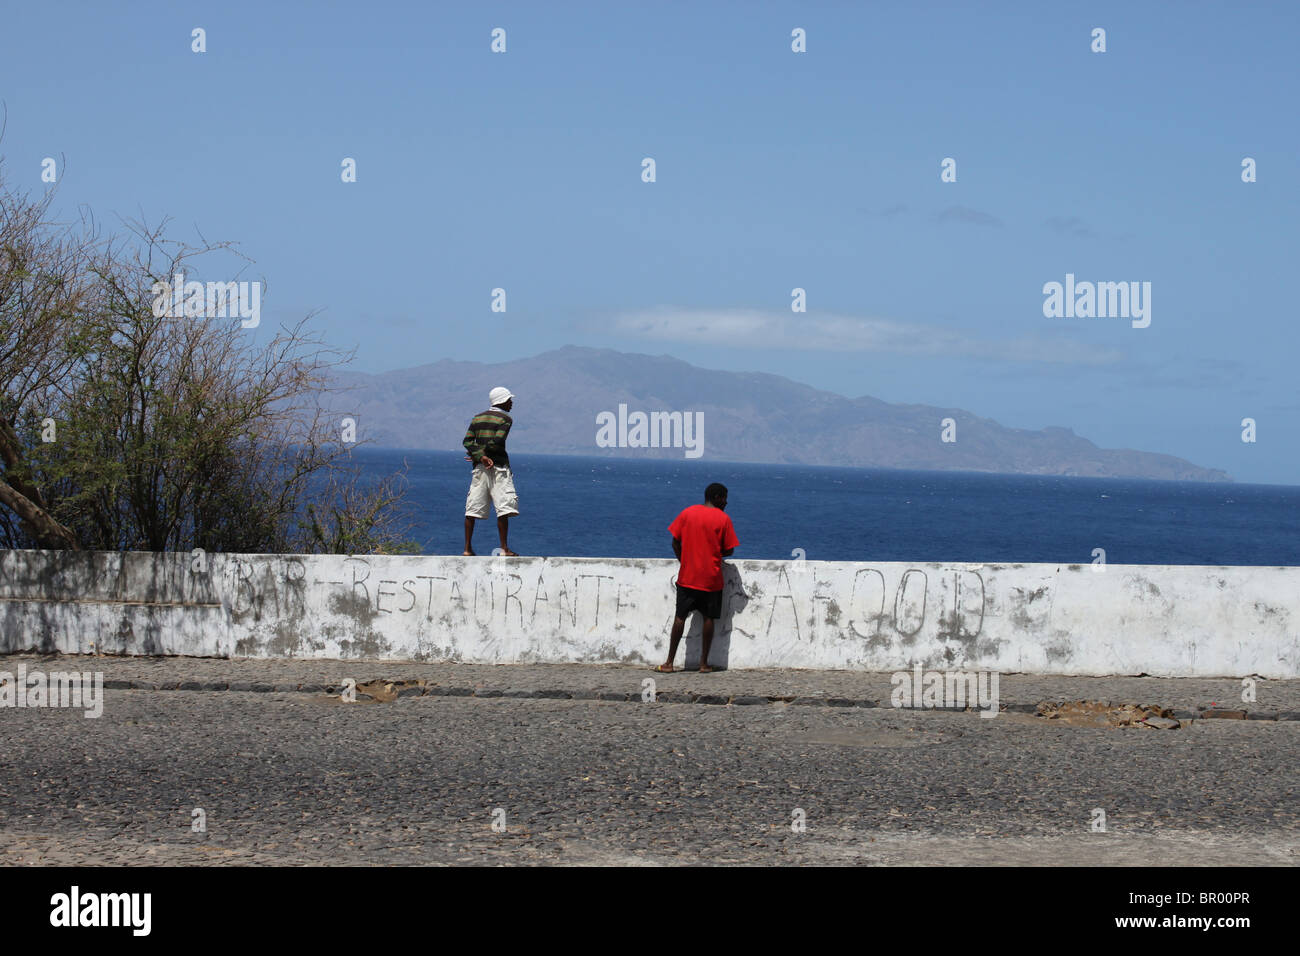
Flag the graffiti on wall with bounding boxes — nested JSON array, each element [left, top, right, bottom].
[[220, 556, 999, 651], [720, 565, 990, 647]]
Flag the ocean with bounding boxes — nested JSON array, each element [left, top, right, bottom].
[[357, 448, 1300, 566]]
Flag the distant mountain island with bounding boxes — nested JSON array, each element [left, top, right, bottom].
[[330, 346, 1231, 482]]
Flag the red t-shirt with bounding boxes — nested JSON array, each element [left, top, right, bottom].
[[668, 504, 739, 592]]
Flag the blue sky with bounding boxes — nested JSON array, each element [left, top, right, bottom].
[[3, 1, 1298, 482]]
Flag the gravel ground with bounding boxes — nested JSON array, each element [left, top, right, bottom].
[[2, 654, 1297, 715], [1, 656, 1296, 865]]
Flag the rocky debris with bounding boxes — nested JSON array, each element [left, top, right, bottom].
[[353, 679, 423, 702], [1143, 716, 1181, 730], [1035, 700, 1182, 729]]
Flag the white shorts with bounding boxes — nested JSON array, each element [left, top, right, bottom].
[[465, 464, 519, 518]]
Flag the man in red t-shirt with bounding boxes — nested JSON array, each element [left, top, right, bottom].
[[657, 482, 739, 673]]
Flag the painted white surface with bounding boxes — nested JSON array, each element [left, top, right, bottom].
[[0, 550, 1296, 676]]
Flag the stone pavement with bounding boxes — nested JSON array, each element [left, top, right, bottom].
[[1, 654, 1297, 866], [2, 654, 1297, 717]]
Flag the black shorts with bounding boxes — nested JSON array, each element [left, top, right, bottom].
[[675, 585, 723, 620]]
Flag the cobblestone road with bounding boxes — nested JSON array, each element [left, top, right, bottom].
[[1, 656, 1296, 865]]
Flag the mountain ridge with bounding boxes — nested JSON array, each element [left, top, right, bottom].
[[328, 346, 1232, 482]]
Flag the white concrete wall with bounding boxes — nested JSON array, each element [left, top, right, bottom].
[[0, 549, 1296, 677]]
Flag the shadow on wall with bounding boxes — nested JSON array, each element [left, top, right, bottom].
[[681, 563, 749, 670]]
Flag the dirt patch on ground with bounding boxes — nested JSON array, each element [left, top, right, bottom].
[[1035, 700, 1180, 729], [353, 679, 424, 702]]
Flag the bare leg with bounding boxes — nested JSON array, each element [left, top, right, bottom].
[[463, 516, 476, 555], [661, 615, 687, 670], [497, 516, 518, 556], [700, 617, 715, 672]]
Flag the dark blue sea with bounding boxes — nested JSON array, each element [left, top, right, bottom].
[[357, 449, 1300, 566]]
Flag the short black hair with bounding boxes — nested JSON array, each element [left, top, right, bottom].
[[704, 482, 728, 503]]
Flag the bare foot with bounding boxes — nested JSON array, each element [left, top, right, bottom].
[[462, 550, 475, 556], [498, 549, 519, 557], [653, 663, 674, 673], [699, 665, 714, 673]]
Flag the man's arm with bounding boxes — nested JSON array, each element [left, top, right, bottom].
[[721, 516, 738, 559], [672, 536, 682, 560], [463, 423, 485, 464]]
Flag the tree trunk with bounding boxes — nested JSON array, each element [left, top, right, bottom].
[[0, 478, 80, 549]]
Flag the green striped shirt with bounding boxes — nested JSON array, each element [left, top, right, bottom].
[[463, 407, 512, 466]]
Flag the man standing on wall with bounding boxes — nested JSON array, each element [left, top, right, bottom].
[[462, 387, 519, 556], [657, 482, 738, 673]]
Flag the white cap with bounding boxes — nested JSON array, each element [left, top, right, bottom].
[[489, 386, 514, 407]]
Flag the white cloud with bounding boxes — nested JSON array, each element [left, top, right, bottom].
[[936, 205, 1003, 227], [610, 307, 1124, 366]]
